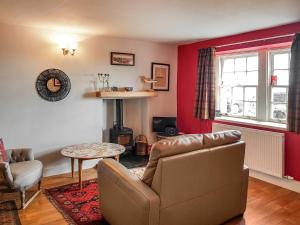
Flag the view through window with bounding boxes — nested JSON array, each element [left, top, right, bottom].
[[219, 54, 258, 118], [269, 50, 290, 123]]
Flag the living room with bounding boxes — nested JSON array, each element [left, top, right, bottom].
[[0, 1, 300, 225]]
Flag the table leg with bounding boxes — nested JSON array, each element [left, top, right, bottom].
[[115, 155, 120, 162], [71, 158, 74, 178], [78, 159, 83, 189]]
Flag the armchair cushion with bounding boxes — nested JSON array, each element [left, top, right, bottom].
[[10, 160, 43, 191], [7, 148, 34, 163]]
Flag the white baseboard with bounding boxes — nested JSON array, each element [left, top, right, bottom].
[[250, 169, 300, 193]]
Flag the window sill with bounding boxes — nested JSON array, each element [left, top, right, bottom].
[[215, 116, 287, 131]]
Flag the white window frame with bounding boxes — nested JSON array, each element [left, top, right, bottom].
[[267, 49, 291, 124], [217, 52, 259, 120], [216, 47, 290, 125]]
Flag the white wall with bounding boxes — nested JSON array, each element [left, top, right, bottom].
[[0, 23, 177, 176]]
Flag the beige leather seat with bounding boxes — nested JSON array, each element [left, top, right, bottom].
[[97, 130, 249, 225]]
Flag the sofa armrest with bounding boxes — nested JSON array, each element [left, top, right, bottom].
[[97, 159, 160, 225], [0, 161, 13, 188], [6, 148, 34, 162], [240, 165, 249, 214]]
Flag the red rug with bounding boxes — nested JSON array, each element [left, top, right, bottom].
[[44, 179, 108, 225], [44, 168, 145, 225], [0, 201, 21, 225]]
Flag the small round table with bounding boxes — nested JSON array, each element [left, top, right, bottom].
[[61, 142, 125, 189]]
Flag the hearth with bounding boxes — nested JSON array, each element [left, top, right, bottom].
[[109, 99, 133, 153]]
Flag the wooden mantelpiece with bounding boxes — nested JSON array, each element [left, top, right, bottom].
[[96, 91, 158, 99]]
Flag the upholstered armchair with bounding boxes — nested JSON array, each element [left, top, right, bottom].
[[0, 148, 43, 209]]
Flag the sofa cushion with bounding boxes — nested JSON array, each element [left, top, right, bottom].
[[10, 160, 43, 190], [142, 130, 241, 185]]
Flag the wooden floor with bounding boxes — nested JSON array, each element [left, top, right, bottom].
[[11, 169, 300, 225]]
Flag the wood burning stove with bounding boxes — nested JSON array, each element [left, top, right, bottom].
[[109, 99, 133, 153]]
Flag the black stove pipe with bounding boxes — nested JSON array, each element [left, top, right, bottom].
[[115, 99, 123, 129]]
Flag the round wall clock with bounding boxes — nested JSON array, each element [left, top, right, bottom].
[[36, 68, 71, 102]]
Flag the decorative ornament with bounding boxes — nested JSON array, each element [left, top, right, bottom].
[[140, 75, 157, 91]]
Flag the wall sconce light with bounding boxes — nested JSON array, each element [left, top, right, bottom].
[[61, 47, 76, 56], [59, 37, 78, 56]]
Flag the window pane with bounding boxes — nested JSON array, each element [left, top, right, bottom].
[[230, 101, 243, 116], [247, 56, 258, 71], [222, 72, 234, 85], [274, 53, 289, 70], [245, 87, 256, 101], [244, 102, 256, 117], [220, 87, 231, 114], [219, 53, 260, 120], [271, 104, 287, 120], [232, 87, 243, 101], [235, 72, 246, 85], [246, 71, 258, 85], [223, 59, 234, 72], [271, 87, 287, 103], [273, 70, 289, 86], [235, 58, 246, 71]]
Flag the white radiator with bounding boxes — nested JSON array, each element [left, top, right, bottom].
[[212, 123, 285, 178]]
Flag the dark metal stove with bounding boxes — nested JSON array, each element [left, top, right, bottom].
[[109, 99, 134, 153]]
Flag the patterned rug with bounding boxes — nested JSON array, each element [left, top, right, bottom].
[[0, 201, 21, 225], [44, 167, 145, 225]]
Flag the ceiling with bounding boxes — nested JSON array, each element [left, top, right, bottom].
[[0, 0, 300, 44]]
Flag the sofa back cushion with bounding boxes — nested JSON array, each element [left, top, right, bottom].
[[142, 130, 241, 185]]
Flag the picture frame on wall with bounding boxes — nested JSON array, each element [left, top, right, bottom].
[[151, 63, 170, 91], [111, 52, 135, 66]]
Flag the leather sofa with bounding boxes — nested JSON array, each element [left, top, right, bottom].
[[97, 130, 249, 225]]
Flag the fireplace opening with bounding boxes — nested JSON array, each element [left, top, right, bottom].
[[109, 99, 133, 153]]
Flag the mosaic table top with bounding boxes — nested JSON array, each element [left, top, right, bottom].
[[61, 142, 125, 159]]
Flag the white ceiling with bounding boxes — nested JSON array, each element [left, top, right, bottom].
[[0, 0, 300, 43]]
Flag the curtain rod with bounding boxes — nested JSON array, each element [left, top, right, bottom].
[[215, 33, 295, 48]]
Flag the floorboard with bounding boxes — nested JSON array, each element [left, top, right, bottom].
[[6, 169, 300, 225]]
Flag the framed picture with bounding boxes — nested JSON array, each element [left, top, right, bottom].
[[151, 63, 170, 91], [111, 52, 135, 66]]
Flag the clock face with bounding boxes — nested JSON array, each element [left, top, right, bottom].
[[36, 69, 71, 102]]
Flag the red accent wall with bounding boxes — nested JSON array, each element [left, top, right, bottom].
[[177, 22, 300, 180]]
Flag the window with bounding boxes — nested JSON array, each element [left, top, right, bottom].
[[219, 54, 258, 119], [217, 48, 291, 124], [269, 50, 291, 123]]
